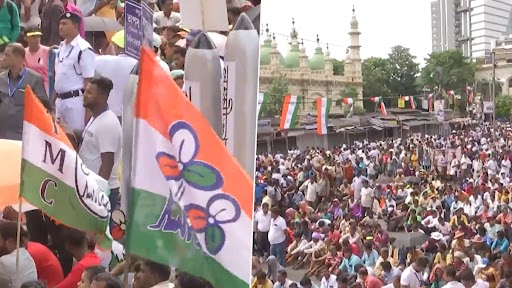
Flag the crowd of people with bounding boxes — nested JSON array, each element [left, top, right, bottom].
[[0, 0, 260, 287], [251, 122, 512, 288]]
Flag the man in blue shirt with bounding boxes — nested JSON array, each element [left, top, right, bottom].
[[491, 230, 509, 254], [339, 246, 362, 276]]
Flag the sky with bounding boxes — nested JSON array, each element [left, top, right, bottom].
[[259, 0, 433, 65]]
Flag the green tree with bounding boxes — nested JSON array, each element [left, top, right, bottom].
[[260, 73, 289, 117], [496, 95, 512, 119], [387, 45, 420, 97], [332, 59, 344, 76], [420, 50, 475, 93], [362, 57, 391, 108]]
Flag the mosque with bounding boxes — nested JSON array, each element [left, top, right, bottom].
[[258, 7, 364, 114]]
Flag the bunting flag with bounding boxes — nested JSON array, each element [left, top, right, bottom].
[[467, 86, 473, 104], [409, 96, 416, 109], [256, 92, 269, 119], [343, 98, 354, 118], [279, 94, 301, 130], [380, 101, 388, 116], [127, 48, 252, 288], [316, 97, 332, 135], [370, 96, 380, 103], [20, 87, 112, 247]]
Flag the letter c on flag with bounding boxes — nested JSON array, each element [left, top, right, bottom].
[[40, 178, 58, 206]]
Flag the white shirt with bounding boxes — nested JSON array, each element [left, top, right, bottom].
[[268, 216, 287, 245], [361, 187, 374, 207], [400, 266, 423, 288], [301, 180, 318, 203], [273, 279, 294, 288], [254, 210, 272, 232], [153, 11, 182, 27], [55, 35, 96, 93], [79, 110, 122, 189], [441, 281, 465, 288], [95, 54, 138, 117], [320, 274, 337, 288], [0, 248, 37, 288], [472, 279, 489, 288]]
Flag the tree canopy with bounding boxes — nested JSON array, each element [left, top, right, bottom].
[[420, 50, 475, 92], [332, 59, 344, 76], [260, 73, 289, 118], [361, 45, 419, 108]]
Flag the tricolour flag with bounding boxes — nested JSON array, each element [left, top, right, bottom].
[[409, 96, 416, 109], [20, 87, 111, 238], [257, 92, 269, 118], [380, 102, 388, 116], [279, 94, 301, 130], [316, 97, 332, 135], [127, 48, 253, 288]]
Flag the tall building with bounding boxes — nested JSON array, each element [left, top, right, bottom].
[[430, 0, 472, 56], [258, 7, 364, 113], [471, 0, 512, 59], [431, 0, 512, 59]]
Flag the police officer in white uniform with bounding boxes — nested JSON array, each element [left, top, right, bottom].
[[53, 12, 95, 131]]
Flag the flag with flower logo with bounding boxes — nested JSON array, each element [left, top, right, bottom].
[[125, 48, 253, 288]]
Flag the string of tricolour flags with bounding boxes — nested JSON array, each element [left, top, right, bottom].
[[256, 86, 475, 133]]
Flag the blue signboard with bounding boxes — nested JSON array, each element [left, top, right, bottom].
[[124, 0, 142, 59], [141, 2, 154, 49]]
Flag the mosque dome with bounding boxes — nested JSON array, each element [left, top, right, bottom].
[[309, 36, 325, 70], [284, 42, 302, 68], [259, 37, 273, 65]]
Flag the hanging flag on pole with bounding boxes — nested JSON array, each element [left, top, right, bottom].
[[127, 47, 252, 288], [279, 94, 301, 130], [316, 97, 332, 135], [257, 92, 269, 118], [20, 87, 111, 244], [343, 98, 354, 118], [409, 96, 416, 109], [380, 101, 388, 116], [370, 96, 380, 103]]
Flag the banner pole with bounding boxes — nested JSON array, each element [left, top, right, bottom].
[[123, 255, 131, 287], [15, 197, 22, 288]]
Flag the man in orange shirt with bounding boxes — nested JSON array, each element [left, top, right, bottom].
[[358, 267, 382, 288]]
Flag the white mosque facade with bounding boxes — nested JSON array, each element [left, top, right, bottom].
[[258, 8, 364, 113]]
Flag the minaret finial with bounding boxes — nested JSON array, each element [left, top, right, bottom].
[[301, 38, 304, 46], [272, 33, 276, 41], [352, 5, 355, 14], [292, 18, 295, 27], [316, 34, 320, 45], [265, 24, 269, 36], [327, 43, 330, 51]]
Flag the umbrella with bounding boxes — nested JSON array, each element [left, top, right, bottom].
[[0, 140, 34, 212], [404, 176, 421, 184], [391, 232, 430, 248], [375, 176, 393, 185], [84, 16, 123, 32]]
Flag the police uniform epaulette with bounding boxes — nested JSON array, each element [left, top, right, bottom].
[[76, 38, 93, 51]]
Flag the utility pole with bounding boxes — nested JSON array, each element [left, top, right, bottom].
[[491, 51, 496, 129]]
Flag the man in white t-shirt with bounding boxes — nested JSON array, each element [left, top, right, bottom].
[[441, 265, 464, 288], [319, 267, 337, 288], [299, 174, 318, 208], [400, 257, 429, 288], [268, 207, 287, 266], [360, 179, 374, 217], [95, 31, 138, 121], [254, 203, 272, 258], [0, 221, 37, 287], [79, 77, 122, 216]]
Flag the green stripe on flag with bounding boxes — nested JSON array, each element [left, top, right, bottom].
[[324, 98, 332, 128], [21, 160, 112, 249], [290, 96, 301, 129], [126, 188, 247, 288]]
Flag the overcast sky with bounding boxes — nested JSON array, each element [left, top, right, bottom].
[[259, 0, 433, 65]]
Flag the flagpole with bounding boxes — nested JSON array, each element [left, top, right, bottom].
[[123, 255, 131, 287], [15, 197, 22, 288]]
